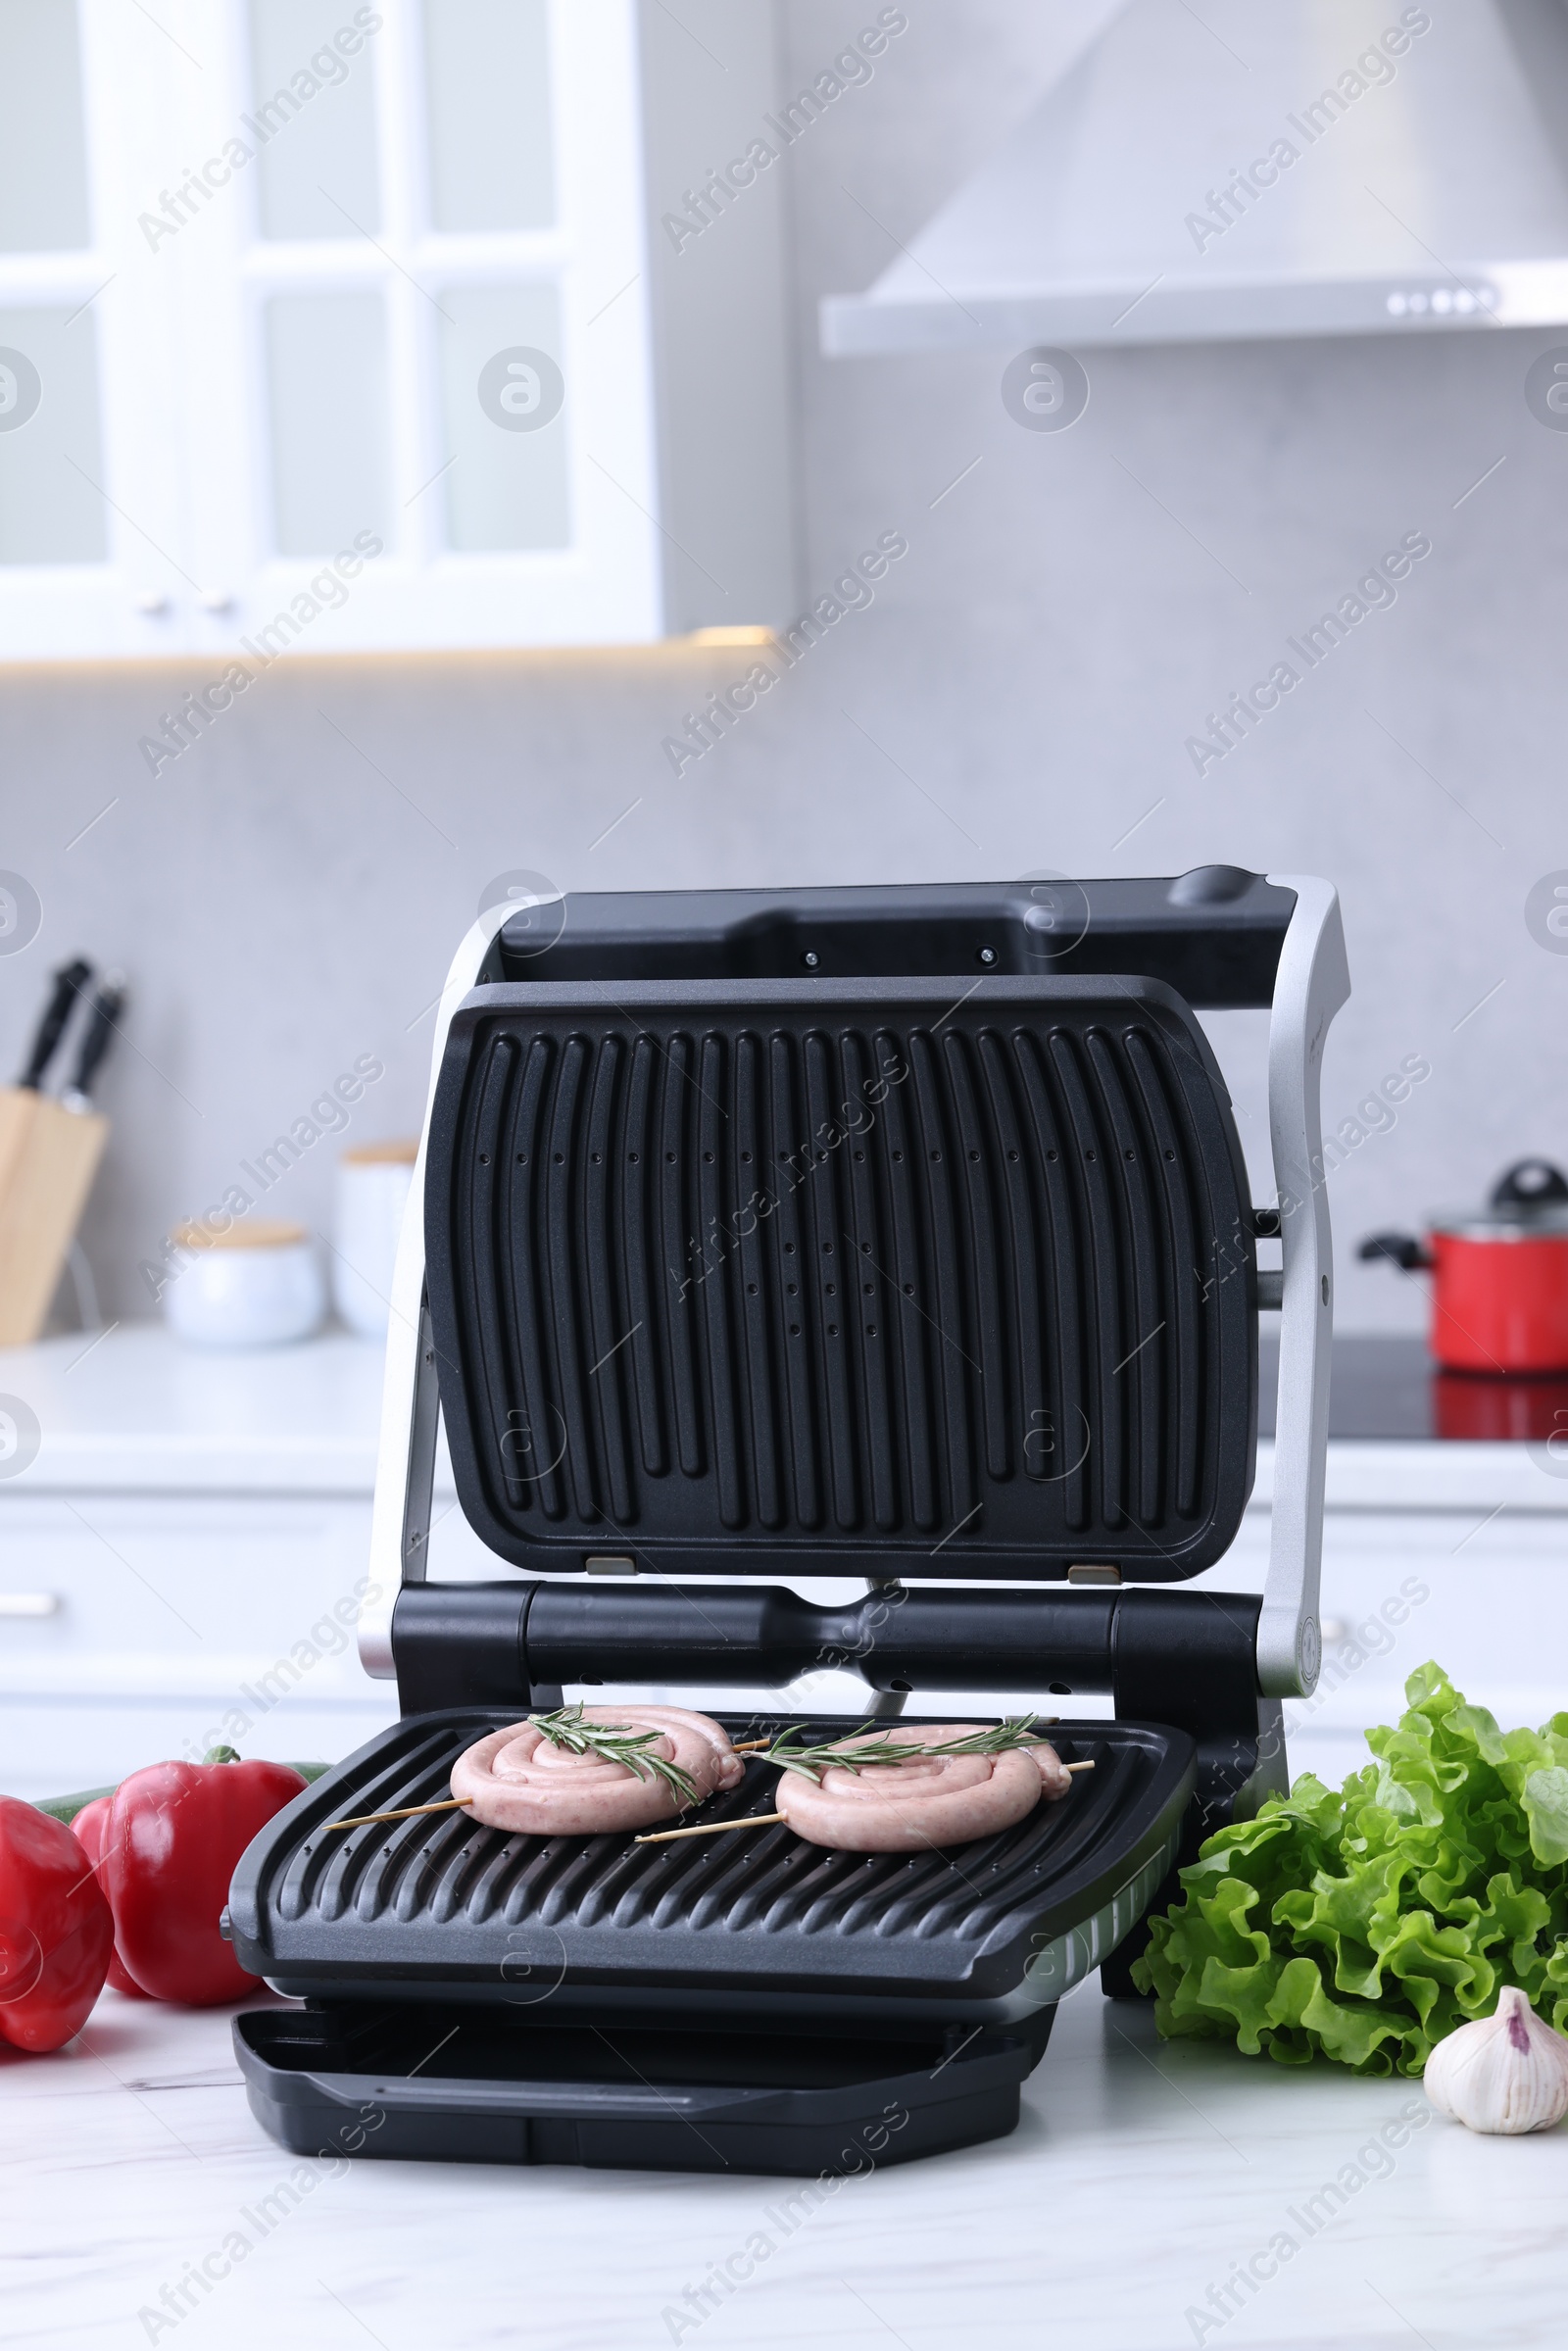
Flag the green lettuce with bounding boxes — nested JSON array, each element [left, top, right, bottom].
[[1131, 1663, 1568, 2073]]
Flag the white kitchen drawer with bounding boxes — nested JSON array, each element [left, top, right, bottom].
[[0, 1496, 377, 1676], [0, 1493, 497, 1664], [0, 1494, 390, 1796], [0, 1483, 501, 1796], [1180, 1500, 1568, 1789], [1295, 1508, 1568, 1760]]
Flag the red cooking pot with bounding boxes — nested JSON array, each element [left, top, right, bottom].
[[1360, 1159, 1568, 1374]]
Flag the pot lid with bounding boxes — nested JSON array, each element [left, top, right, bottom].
[[1433, 1158, 1568, 1236]]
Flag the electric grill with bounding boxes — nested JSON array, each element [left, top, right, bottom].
[[230, 871, 1349, 2175]]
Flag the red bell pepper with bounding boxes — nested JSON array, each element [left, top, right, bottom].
[[103, 1749, 306, 2007], [0, 1795, 114, 2051], [70, 1798, 149, 1997]]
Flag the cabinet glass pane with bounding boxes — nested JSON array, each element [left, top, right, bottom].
[[0, 308, 106, 563], [0, 0, 90, 252], [248, 0, 380, 240], [421, 0, 553, 232], [438, 283, 567, 553], [265, 291, 390, 556]]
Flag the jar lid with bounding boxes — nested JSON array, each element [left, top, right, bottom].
[[340, 1140, 418, 1166], [170, 1218, 307, 1250]]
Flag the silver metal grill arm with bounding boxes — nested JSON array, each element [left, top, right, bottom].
[[1256, 873, 1351, 1697], [358, 899, 553, 1680]]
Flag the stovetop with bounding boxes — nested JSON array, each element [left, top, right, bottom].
[[1258, 1335, 1568, 1443]]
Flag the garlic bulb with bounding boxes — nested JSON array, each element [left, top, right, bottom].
[[1424, 1986, 1568, 2135]]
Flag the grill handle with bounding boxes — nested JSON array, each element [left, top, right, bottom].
[[527, 1580, 1123, 1692], [389, 1580, 1262, 1734]]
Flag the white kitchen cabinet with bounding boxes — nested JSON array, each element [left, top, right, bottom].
[[0, 0, 794, 661]]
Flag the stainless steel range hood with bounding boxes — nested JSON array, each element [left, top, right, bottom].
[[822, 0, 1568, 353]]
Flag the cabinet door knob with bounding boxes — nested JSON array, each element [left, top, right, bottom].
[[0, 1592, 61, 1618]]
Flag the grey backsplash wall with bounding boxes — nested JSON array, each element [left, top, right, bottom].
[[3, 0, 1565, 1332]]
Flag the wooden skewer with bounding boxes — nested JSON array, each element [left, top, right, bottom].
[[639, 1762, 1097, 1846], [636, 1812, 786, 1844], [324, 1761, 1095, 1839], [323, 1797, 473, 1833]]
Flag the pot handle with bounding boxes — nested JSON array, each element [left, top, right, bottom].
[[1357, 1231, 1432, 1272], [1491, 1159, 1568, 1212]]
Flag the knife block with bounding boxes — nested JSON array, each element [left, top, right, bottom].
[[0, 1088, 108, 1347]]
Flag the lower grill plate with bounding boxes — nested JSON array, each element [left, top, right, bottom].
[[228, 1712, 1195, 2026]]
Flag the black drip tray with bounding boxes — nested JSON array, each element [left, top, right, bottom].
[[235, 2001, 1049, 2176]]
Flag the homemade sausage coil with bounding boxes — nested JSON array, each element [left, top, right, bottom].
[[228, 874, 1348, 2177], [772, 1722, 1074, 1849], [452, 1705, 744, 1835]]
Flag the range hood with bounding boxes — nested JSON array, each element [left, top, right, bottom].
[[822, 0, 1568, 352]]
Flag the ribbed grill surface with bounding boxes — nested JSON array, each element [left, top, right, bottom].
[[427, 983, 1253, 1575], [255, 1714, 1162, 1965]]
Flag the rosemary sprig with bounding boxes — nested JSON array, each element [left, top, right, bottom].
[[527, 1703, 702, 1809], [761, 1715, 1059, 1785]]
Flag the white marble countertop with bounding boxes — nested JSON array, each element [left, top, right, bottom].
[[6, 1980, 1562, 2351], [3, 1322, 1565, 1515]]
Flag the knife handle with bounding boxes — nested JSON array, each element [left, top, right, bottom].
[[64, 975, 125, 1107], [18, 957, 93, 1089]]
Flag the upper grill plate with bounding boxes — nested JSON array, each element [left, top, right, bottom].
[[425, 977, 1256, 1580]]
